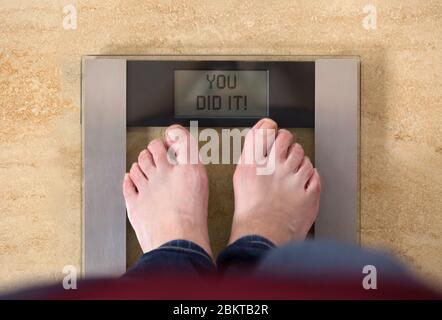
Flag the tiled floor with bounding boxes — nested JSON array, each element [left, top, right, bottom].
[[0, 0, 440, 291]]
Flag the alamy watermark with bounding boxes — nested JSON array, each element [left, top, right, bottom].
[[63, 4, 77, 30], [166, 121, 276, 175], [362, 4, 377, 30], [62, 265, 77, 290], [362, 264, 377, 290]]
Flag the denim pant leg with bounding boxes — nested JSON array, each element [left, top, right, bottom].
[[124, 239, 215, 277], [217, 236, 418, 285], [254, 240, 419, 284], [217, 235, 276, 275]]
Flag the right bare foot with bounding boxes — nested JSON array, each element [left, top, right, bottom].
[[229, 118, 321, 246]]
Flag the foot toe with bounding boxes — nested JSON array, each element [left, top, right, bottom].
[[165, 124, 197, 164], [122, 173, 137, 201], [296, 156, 314, 187], [241, 118, 278, 164], [129, 162, 148, 190], [147, 138, 170, 168], [273, 129, 294, 161], [286, 143, 305, 172], [138, 149, 155, 176], [306, 168, 321, 194]]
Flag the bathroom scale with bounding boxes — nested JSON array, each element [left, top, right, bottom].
[[82, 55, 360, 277]]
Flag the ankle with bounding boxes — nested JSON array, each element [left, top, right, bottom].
[[229, 214, 307, 246]]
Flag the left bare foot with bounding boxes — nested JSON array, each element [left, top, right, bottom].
[[123, 125, 212, 258]]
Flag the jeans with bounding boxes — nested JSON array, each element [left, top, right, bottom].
[[4, 235, 437, 299], [125, 235, 415, 282], [125, 235, 275, 277]]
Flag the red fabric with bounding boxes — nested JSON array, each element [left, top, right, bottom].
[[17, 274, 440, 300]]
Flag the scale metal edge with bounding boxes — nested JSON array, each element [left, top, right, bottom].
[[82, 58, 127, 277], [314, 58, 360, 243]]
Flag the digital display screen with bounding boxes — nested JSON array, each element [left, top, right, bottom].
[[174, 70, 268, 118]]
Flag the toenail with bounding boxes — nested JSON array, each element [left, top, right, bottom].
[[167, 127, 187, 142], [255, 119, 265, 128], [167, 128, 177, 139], [167, 124, 182, 132], [148, 139, 160, 147], [259, 118, 277, 129], [278, 129, 292, 136], [255, 118, 269, 128]]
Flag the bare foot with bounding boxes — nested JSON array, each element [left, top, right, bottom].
[[123, 125, 212, 258], [229, 118, 321, 246]]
